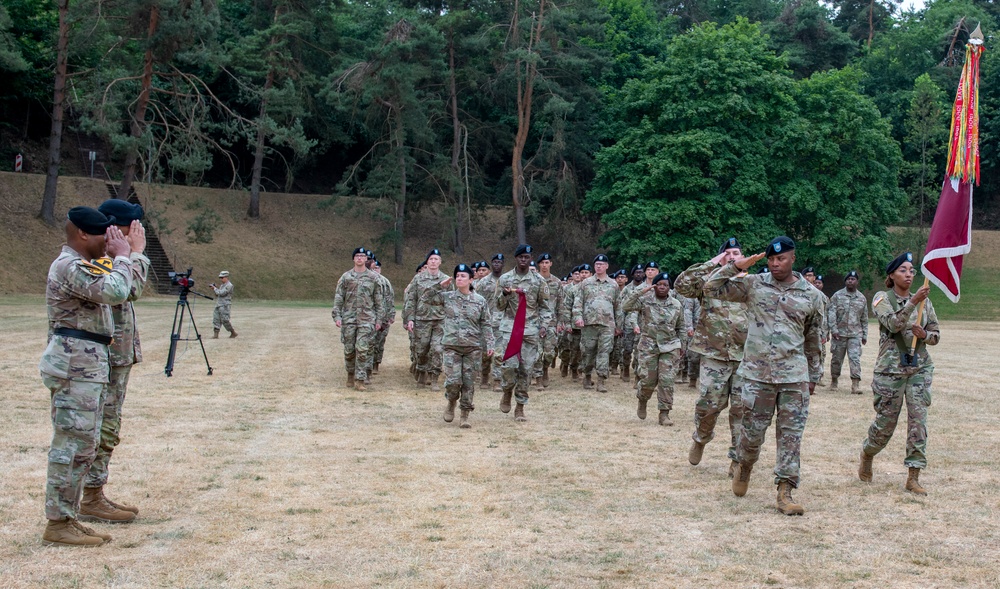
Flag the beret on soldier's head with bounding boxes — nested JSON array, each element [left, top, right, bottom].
[[579, 263, 593, 272], [572, 265, 581, 273], [454, 263, 473, 278], [719, 236, 742, 254], [98, 199, 143, 224], [593, 253, 610, 264], [365, 249, 374, 258], [632, 264, 644, 273], [529, 261, 537, 267], [644, 261, 659, 270], [415, 262, 426, 273], [352, 246, 367, 257], [492, 253, 504, 261], [801, 266, 815, 275], [514, 244, 533, 257], [68, 206, 116, 235], [886, 252, 914, 275], [846, 270, 859, 279], [758, 266, 771, 274], [374, 260, 382, 268], [537, 253, 552, 262], [816, 275, 824, 282], [766, 236, 795, 257], [652, 272, 670, 285], [427, 248, 442, 258]]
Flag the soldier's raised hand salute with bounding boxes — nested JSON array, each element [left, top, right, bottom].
[[734, 252, 766, 271], [105, 225, 130, 258]]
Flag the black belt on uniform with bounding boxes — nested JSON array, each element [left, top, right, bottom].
[[53, 327, 113, 346]]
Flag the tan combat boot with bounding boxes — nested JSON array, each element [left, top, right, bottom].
[[637, 396, 648, 420], [74, 519, 112, 541], [905, 467, 927, 495], [729, 460, 738, 479], [851, 379, 861, 395], [212, 329, 220, 339], [583, 374, 594, 390], [459, 409, 471, 429], [229, 330, 238, 338], [658, 410, 673, 426], [430, 374, 440, 392], [688, 440, 705, 465], [621, 365, 629, 381], [514, 403, 526, 422], [858, 449, 874, 482], [443, 399, 456, 423], [732, 462, 753, 496], [347, 373, 355, 388], [596, 376, 607, 393], [560, 363, 569, 378], [571, 367, 579, 381], [79, 486, 135, 523], [354, 380, 366, 392], [776, 481, 805, 515], [500, 389, 513, 413], [830, 376, 838, 390], [42, 519, 107, 547], [417, 371, 428, 386], [99, 487, 138, 515]]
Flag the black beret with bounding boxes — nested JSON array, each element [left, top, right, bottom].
[[886, 252, 914, 275], [353, 246, 367, 257], [373, 260, 381, 268], [652, 272, 670, 285], [98, 199, 143, 224], [801, 266, 815, 275], [514, 244, 533, 256], [579, 263, 593, 272], [454, 263, 473, 277], [815, 275, 824, 282], [529, 261, 537, 267], [68, 206, 115, 235], [846, 270, 859, 279], [492, 253, 504, 261], [758, 266, 771, 274], [427, 248, 442, 258], [537, 253, 552, 262], [415, 262, 426, 273], [765, 236, 795, 257], [572, 265, 581, 273], [632, 264, 644, 273], [644, 261, 659, 270], [594, 253, 609, 263], [365, 249, 374, 258], [719, 236, 742, 254]]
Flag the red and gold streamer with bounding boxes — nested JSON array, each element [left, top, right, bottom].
[[946, 41, 984, 185]]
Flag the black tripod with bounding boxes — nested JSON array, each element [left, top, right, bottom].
[[165, 287, 214, 377]]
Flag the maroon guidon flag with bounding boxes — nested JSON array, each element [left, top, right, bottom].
[[502, 291, 527, 361]]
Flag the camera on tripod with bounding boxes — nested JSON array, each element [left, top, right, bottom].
[[169, 267, 195, 289]]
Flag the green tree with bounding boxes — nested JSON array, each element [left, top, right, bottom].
[[903, 73, 947, 228], [763, 0, 855, 78]]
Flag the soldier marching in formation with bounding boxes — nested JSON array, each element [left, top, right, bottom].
[[828, 270, 868, 393]]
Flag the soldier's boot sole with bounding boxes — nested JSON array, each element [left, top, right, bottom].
[[500, 390, 513, 413], [732, 463, 753, 497], [514, 403, 526, 422], [905, 467, 927, 495], [858, 450, 874, 483], [443, 399, 456, 423], [354, 381, 366, 392], [637, 397, 648, 420], [459, 410, 471, 429], [776, 481, 805, 516], [688, 440, 705, 465], [42, 520, 107, 547], [658, 411, 673, 426]]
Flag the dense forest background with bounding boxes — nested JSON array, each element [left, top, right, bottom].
[[2, 0, 998, 275]]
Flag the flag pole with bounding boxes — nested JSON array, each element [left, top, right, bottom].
[[908, 277, 930, 357]]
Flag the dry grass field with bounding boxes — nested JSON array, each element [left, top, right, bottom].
[[1, 297, 999, 588]]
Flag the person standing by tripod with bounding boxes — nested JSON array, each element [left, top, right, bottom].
[[210, 271, 237, 338]]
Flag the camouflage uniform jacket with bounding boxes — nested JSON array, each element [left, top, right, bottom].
[[703, 262, 824, 384], [674, 260, 748, 362], [620, 282, 643, 331], [39, 245, 134, 383], [332, 268, 384, 325], [871, 289, 939, 375], [828, 288, 868, 340], [572, 275, 623, 330], [404, 270, 448, 322], [622, 289, 684, 353], [378, 274, 396, 324], [441, 290, 495, 351], [559, 282, 579, 330], [473, 273, 502, 329], [107, 253, 151, 366], [213, 281, 234, 307], [679, 294, 700, 333], [541, 274, 562, 333], [817, 288, 831, 340], [495, 269, 551, 336]]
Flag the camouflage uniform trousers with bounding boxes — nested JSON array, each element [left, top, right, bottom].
[[213, 304, 234, 333], [830, 337, 863, 381], [633, 337, 651, 382], [610, 334, 623, 371], [737, 379, 810, 488], [817, 341, 827, 382], [342, 322, 375, 381], [487, 325, 502, 382], [580, 325, 614, 379], [691, 358, 744, 462], [371, 324, 390, 371], [43, 373, 106, 520], [413, 319, 444, 377], [533, 328, 558, 379], [444, 346, 481, 411], [637, 346, 681, 411], [862, 369, 932, 469], [559, 329, 583, 371], [494, 332, 540, 405], [686, 346, 702, 383], [85, 365, 132, 488], [620, 330, 637, 373]]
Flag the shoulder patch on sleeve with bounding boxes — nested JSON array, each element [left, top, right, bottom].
[[77, 259, 111, 276], [872, 293, 885, 308]]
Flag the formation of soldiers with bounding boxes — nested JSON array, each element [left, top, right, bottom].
[[40, 210, 941, 546]]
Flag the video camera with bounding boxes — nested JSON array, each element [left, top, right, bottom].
[[169, 267, 196, 289]]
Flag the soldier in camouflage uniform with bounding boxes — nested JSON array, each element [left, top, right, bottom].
[[211, 271, 237, 338], [535, 253, 562, 387], [405, 249, 449, 390], [675, 238, 749, 478], [859, 253, 939, 495], [828, 270, 868, 393], [495, 244, 551, 421], [573, 254, 623, 392], [617, 265, 644, 382], [622, 273, 684, 425], [610, 269, 629, 374], [679, 292, 702, 387], [703, 236, 824, 516], [802, 267, 829, 387], [440, 264, 494, 428], [333, 247, 385, 391], [370, 259, 395, 375], [559, 265, 589, 379], [405, 262, 426, 373], [75, 200, 151, 526], [473, 253, 504, 388], [40, 207, 136, 546]]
